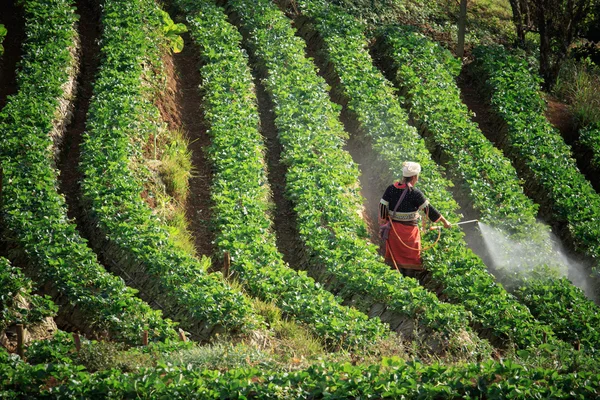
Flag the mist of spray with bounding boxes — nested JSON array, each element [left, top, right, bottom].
[[478, 222, 597, 302]]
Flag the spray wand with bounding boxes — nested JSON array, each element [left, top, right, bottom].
[[429, 219, 479, 230]]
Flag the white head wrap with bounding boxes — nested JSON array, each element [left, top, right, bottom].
[[402, 161, 421, 177]]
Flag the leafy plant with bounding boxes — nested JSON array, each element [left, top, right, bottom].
[[79, 0, 259, 340], [157, 9, 187, 53], [0, 24, 6, 56], [291, 0, 557, 352], [471, 45, 600, 273], [226, 0, 489, 357], [376, 26, 600, 351], [175, 0, 390, 350], [0, 0, 176, 344]]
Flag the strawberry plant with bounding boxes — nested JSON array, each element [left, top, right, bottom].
[[471, 45, 600, 274], [288, 0, 565, 350], [1, 346, 599, 398], [78, 0, 258, 340], [376, 27, 600, 351], [0, 24, 6, 56], [0, 258, 57, 332], [0, 0, 177, 344], [225, 0, 488, 355], [175, 0, 390, 349]]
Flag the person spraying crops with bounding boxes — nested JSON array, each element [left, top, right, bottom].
[[379, 162, 451, 275]]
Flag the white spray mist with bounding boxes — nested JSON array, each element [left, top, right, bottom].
[[477, 222, 597, 302]]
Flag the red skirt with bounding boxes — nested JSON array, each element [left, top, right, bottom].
[[385, 221, 422, 268]]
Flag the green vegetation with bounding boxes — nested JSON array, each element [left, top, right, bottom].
[[0, 258, 57, 333], [79, 0, 259, 340], [0, 0, 176, 343], [471, 45, 600, 273], [0, 24, 6, 56], [291, 0, 560, 352], [555, 58, 600, 127], [2, 344, 599, 398], [377, 27, 600, 350], [227, 0, 488, 356], [176, 0, 391, 350]]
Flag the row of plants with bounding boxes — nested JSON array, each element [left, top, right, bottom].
[[174, 0, 389, 349], [375, 27, 600, 351], [1, 346, 599, 398], [78, 0, 258, 340], [579, 122, 600, 176], [289, 0, 555, 350], [225, 0, 487, 355], [470, 45, 600, 275], [0, 258, 57, 334], [0, 0, 176, 343]]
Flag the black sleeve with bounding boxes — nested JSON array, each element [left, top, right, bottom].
[[413, 189, 442, 222]]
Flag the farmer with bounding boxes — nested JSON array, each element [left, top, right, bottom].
[[379, 161, 451, 274]]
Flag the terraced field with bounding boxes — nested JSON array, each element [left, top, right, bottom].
[[1, 0, 599, 396]]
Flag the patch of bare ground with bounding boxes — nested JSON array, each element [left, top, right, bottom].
[[164, 33, 215, 263], [254, 77, 306, 271], [57, 0, 101, 225]]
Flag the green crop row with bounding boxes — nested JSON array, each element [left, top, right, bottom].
[[290, 0, 555, 350], [78, 0, 258, 340], [1, 346, 599, 398], [175, 0, 389, 349], [0, 0, 176, 343], [225, 0, 485, 354], [579, 122, 600, 170], [377, 28, 600, 351], [471, 45, 600, 273], [381, 27, 547, 244], [0, 258, 57, 333]]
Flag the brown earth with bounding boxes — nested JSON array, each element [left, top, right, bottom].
[[254, 76, 306, 271], [545, 95, 579, 146], [160, 33, 215, 262], [57, 0, 101, 224]]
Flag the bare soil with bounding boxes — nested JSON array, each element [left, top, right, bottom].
[[57, 0, 101, 224], [254, 77, 306, 271], [165, 34, 215, 261]]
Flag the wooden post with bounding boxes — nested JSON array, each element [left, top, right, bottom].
[[16, 324, 25, 359], [543, 331, 547, 344], [73, 332, 81, 352], [457, 0, 468, 58], [576, 340, 581, 351], [142, 330, 148, 346], [223, 251, 230, 279], [178, 328, 187, 342]]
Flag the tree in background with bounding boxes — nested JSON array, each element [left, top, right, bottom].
[[507, 0, 532, 46], [508, 0, 596, 89]]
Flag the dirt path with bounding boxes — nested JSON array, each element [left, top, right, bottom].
[[0, 0, 24, 110], [254, 78, 306, 271], [57, 0, 100, 227], [165, 34, 215, 262]]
